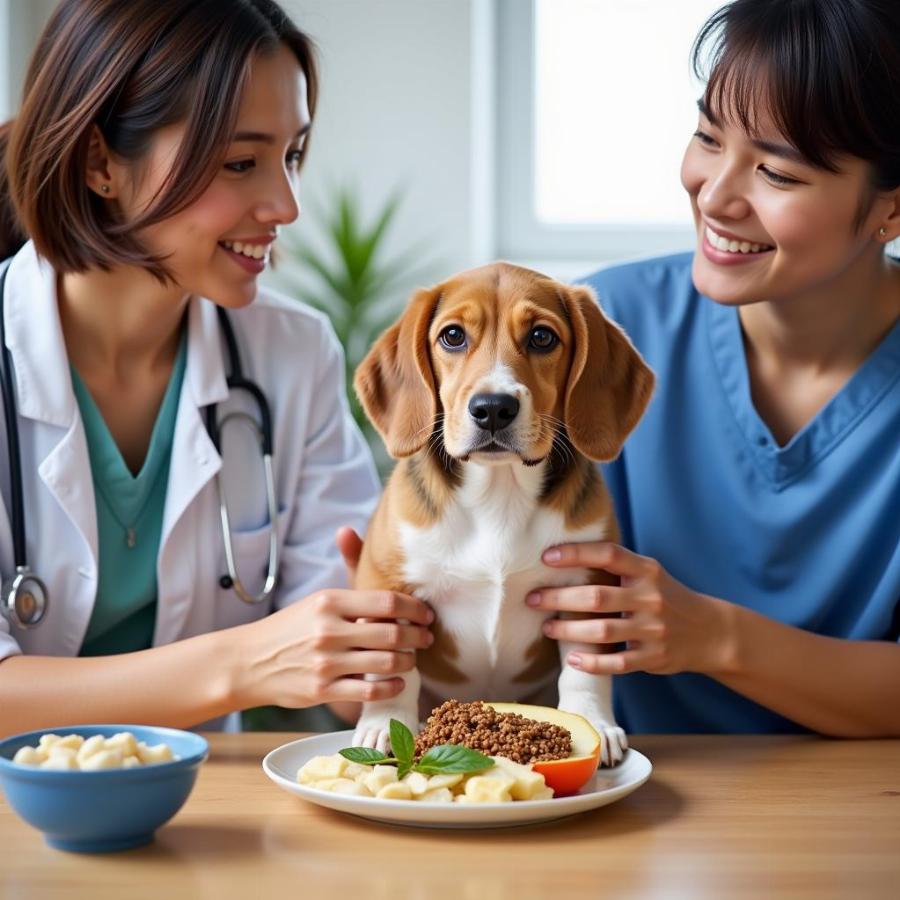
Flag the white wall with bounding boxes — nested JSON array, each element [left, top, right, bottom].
[[282, 0, 494, 291], [0, 0, 8, 120], [5, 0, 57, 113]]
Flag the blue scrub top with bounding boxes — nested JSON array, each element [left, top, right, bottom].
[[581, 253, 900, 733]]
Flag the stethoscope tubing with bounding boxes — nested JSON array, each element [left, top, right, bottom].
[[213, 418, 280, 605], [0, 261, 50, 629], [0, 263, 27, 571], [0, 260, 280, 629], [207, 307, 280, 604]]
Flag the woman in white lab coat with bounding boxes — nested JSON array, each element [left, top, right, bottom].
[[0, 0, 433, 736]]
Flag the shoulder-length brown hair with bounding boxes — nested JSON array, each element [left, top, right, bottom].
[[0, 0, 318, 280]]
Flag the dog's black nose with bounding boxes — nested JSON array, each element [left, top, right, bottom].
[[468, 393, 520, 432]]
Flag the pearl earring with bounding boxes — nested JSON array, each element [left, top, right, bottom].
[[100, 184, 110, 194], [879, 226, 887, 238]]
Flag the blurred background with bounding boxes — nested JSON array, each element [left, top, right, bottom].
[[0, 0, 721, 729], [0, 0, 721, 335], [28, 0, 900, 382]]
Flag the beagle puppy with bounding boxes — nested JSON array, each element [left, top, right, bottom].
[[351, 262, 654, 765]]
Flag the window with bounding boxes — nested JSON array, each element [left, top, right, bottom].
[[497, 0, 722, 266]]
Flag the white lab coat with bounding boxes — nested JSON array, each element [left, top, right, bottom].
[[0, 242, 381, 722]]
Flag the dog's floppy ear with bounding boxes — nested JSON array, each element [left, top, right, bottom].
[[354, 286, 441, 458], [562, 285, 655, 461]]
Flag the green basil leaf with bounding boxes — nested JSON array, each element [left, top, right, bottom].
[[339, 748, 394, 765], [389, 719, 415, 766], [397, 761, 413, 780], [413, 744, 496, 774]]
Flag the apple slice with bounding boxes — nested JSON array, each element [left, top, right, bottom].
[[486, 702, 602, 796]]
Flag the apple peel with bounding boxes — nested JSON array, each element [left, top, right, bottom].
[[486, 702, 602, 796]]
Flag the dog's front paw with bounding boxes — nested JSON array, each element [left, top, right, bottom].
[[558, 697, 628, 767], [597, 723, 628, 767], [352, 709, 419, 755]]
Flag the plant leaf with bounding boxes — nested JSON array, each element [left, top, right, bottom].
[[294, 246, 352, 309], [413, 745, 496, 775], [271, 184, 442, 455], [389, 719, 415, 766], [338, 748, 395, 765], [353, 193, 401, 279]]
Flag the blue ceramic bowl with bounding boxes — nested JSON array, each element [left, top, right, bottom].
[[0, 724, 208, 852]]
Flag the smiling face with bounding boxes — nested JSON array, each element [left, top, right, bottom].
[[112, 44, 311, 308], [681, 97, 890, 308], [429, 265, 575, 464]]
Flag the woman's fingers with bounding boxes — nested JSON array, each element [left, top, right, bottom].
[[542, 541, 649, 578], [328, 650, 419, 679], [325, 676, 407, 703], [527, 583, 640, 614], [542, 615, 660, 645], [322, 589, 434, 627], [347, 619, 434, 651], [566, 647, 651, 676]]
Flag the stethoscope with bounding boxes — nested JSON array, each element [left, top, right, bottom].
[[0, 260, 280, 630]]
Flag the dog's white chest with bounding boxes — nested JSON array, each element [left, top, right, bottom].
[[397, 465, 609, 696]]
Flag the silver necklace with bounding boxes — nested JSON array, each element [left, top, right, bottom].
[[93, 467, 164, 549]]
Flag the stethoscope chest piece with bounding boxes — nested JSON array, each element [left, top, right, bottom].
[[3, 566, 49, 629]]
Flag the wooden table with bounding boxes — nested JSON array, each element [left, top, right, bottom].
[[2, 734, 899, 899]]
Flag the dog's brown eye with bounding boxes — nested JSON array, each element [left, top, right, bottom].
[[439, 326, 467, 350], [528, 327, 558, 352]]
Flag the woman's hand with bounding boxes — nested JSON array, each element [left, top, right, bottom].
[[335, 526, 363, 588], [526, 542, 736, 676], [229, 589, 434, 710]]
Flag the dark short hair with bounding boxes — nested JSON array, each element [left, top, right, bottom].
[[0, 0, 318, 278], [692, 0, 900, 191]]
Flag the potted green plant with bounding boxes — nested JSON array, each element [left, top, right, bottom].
[[270, 186, 437, 471]]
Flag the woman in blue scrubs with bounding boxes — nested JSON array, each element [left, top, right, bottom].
[[528, 0, 900, 735]]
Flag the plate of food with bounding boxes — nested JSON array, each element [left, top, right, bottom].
[[262, 701, 651, 828]]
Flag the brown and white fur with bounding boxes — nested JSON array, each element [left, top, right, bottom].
[[351, 262, 654, 765]]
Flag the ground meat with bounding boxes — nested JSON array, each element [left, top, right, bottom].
[[414, 700, 572, 764]]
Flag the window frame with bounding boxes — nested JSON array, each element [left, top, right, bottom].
[[495, 0, 695, 264]]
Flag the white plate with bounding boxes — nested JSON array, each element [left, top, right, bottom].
[[262, 730, 652, 829]]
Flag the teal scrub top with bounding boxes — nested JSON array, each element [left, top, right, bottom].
[[75, 334, 187, 657], [581, 253, 900, 733]]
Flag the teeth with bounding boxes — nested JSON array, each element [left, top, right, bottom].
[[705, 226, 772, 254], [221, 240, 270, 260]]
